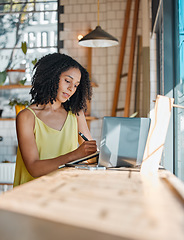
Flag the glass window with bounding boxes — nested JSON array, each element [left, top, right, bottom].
[[0, 0, 58, 81], [175, 0, 184, 181]]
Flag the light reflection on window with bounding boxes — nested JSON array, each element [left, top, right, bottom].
[[0, 0, 58, 76]]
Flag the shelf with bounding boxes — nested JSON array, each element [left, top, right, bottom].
[[85, 116, 98, 121], [0, 85, 31, 89], [0, 118, 15, 121]]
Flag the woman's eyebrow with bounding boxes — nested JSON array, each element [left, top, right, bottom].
[[65, 74, 73, 79], [65, 75, 80, 83]]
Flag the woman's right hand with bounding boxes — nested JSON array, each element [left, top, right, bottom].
[[76, 140, 97, 158]]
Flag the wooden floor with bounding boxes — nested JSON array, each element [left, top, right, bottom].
[[0, 167, 183, 240]]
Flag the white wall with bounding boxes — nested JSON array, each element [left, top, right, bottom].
[[0, 121, 17, 162], [59, 0, 143, 147], [0, 0, 156, 161]]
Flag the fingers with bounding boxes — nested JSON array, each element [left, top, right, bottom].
[[83, 140, 97, 151], [80, 140, 97, 155]]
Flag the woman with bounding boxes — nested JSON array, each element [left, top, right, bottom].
[[13, 53, 97, 187]]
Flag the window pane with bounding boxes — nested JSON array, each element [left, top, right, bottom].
[[35, 2, 57, 11], [0, 0, 58, 82], [0, 12, 57, 47], [0, 0, 57, 13], [175, 0, 184, 181]]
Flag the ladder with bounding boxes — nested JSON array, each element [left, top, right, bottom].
[[111, 0, 140, 117]]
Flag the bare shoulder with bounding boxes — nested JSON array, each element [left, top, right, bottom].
[[16, 108, 35, 128]]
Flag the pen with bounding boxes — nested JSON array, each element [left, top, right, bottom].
[[79, 131, 89, 141]]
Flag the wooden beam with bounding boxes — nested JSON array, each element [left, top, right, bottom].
[[111, 0, 132, 117], [87, 46, 92, 79], [134, 35, 142, 116], [86, 30, 92, 129], [86, 46, 92, 118], [124, 0, 140, 117]]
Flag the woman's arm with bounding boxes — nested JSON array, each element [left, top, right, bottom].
[[16, 109, 97, 178], [76, 110, 94, 144], [76, 110, 98, 164]]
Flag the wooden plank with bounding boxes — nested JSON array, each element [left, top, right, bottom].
[[86, 45, 92, 120], [159, 170, 184, 203], [134, 35, 142, 116], [111, 0, 132, 117], [141, 95, 174, 174], [142, 47, 150, 117], [87, 43, 92, 79], [124, 0, 140, 117], [0, 84, 31, 89], [85, 116, 98, 121], [0, 118, 15, 121], [85, 31, 96, 129], [0, 168, 184, 240]]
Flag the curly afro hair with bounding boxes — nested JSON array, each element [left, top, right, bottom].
[[30, 53, 92, 114]]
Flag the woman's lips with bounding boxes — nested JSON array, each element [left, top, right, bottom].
[[63, 92, 70, 98]]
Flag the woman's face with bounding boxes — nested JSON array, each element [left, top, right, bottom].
[[56, 68, 81, 103]]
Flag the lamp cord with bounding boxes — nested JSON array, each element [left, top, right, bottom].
[[97, 0, 100, 26]]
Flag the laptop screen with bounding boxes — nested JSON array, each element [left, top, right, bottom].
[[98, 117, 151, 168]]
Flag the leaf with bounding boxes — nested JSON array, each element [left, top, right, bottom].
[[9, 98, 30, 107], [21, 41, 27, 55], [32, 58, 37, 66], [19, 78, 27, 85], [0, 71, 7, 85]]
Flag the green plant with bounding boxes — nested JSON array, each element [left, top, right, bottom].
[[0, 71, 7, 85], [21, 41, 27, 55], [8, 98, 30, 108], [21, 41, 37, 66], [6, 41, 37, 85], [18, 79, 27, 85], [7, 41, 27, 71]]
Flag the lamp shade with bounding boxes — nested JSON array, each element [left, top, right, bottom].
[[78, 26, 119, 47]]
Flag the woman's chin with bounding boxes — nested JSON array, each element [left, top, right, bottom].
[[62, 98, 68, 103]]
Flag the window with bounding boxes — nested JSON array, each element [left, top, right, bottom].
[[0, 0, 58, 81], [174, 0, 184, 181], [153, 0, 184, 181]]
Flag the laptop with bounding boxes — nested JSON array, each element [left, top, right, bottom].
[[63, 116, 150, 169], [97, 116, 151, 168]]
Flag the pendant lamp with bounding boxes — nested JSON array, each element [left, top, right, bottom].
[[78, 0, 119, 48]]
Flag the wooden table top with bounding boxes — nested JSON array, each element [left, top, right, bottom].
[[0, 167, 184, 240]]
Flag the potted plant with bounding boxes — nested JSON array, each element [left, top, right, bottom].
[[6, 42, 27, 85], [5, 42, 37, 85], [0, 71, 7, 86], [9, 98, 30, 115]]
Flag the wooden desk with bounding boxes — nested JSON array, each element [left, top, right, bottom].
[[0, 167, 183, 240]]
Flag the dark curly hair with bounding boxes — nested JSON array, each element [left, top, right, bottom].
[[30, 53, 92, 114]]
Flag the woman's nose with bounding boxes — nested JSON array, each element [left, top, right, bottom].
[[68, 86, 72, 91], [68, 84, 74, 91]]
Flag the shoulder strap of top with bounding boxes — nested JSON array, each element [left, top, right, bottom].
[[27, 107, 37, 117]]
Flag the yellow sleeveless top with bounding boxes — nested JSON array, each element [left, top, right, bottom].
[[13, 107, 78, 187]]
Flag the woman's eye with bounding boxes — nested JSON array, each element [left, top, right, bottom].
[[65, 79, 70, 83]]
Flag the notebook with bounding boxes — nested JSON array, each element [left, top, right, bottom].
[[97, 116, 151, 168], [59, 151, 99, 168]]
